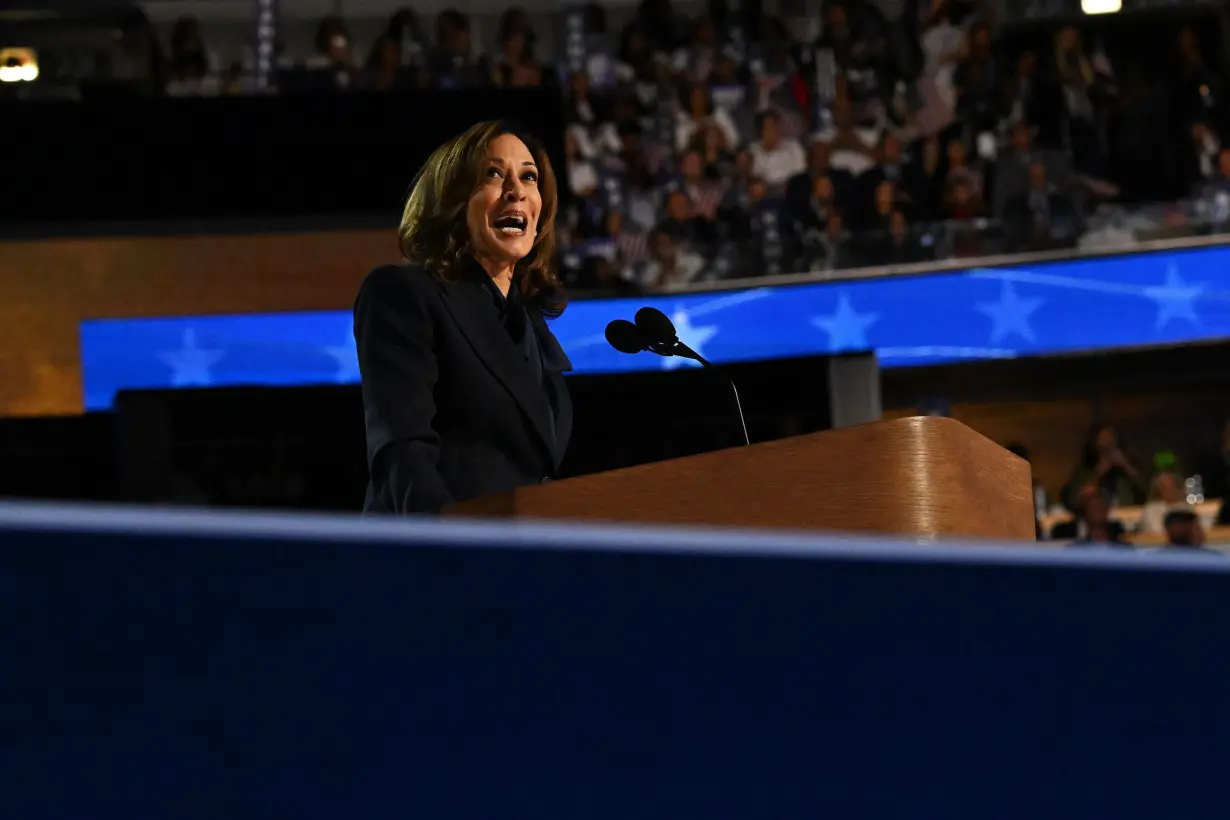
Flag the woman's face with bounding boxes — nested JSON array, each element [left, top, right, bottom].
[[947, 139, 965, 164], [1095, 426, 1117, 453], [466, 133, 542, 267]]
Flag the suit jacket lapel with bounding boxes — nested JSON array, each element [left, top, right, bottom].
[[529, 311, 574, 467], [440, 277, 556, 460]]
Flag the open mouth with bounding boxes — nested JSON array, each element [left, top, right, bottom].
[[493, 212, 529, 236]]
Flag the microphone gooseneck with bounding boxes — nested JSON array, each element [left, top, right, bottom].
[[605, 307, 751, 447]]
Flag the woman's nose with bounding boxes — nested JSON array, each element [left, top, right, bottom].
[[503, 186, 525, 201]]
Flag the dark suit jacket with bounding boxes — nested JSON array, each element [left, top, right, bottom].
[[354, 263, 573, 514]]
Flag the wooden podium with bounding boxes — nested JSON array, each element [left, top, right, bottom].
[[446, 416, 1034, 540]]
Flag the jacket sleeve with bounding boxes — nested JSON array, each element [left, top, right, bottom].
[[354, 266, 454, 513]]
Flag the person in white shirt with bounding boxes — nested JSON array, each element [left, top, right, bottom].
[[749, 110, 806, 191]]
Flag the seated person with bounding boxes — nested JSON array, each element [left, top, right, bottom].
[[1053, 483, 1131, 547], [1138, 468, 1186, 534], [1163, 509, 1218, 554]]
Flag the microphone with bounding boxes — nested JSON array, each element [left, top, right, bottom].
[[604, 319, 645, 355], [605, 307, 751, 447]]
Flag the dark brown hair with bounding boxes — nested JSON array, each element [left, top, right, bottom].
[[398, 119, 566, 317]]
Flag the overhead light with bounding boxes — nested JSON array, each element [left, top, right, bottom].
[[1081, 0, 1122, 14], [0, 47, 38, 82]]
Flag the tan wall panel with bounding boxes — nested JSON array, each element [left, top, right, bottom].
[[0, 230, 394, 416]]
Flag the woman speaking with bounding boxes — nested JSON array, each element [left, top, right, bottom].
[[354, 120, 572, 514]]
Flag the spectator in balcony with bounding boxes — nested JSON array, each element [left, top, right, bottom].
[[811, 209, 852, 272], [678, 148, 725, 220], [1172, 26, 1221, 135], [302, 15, 359, 91], [993, 120, 1038, 215], [867, 210, 927, 265], [565, 70, 604, 130], [868, 132, 907, 190], [481, 8, 556, 88], [640, 227, 706, 290], [673, 16, 719, 83], [658, 189, 717, 252], [787, 140, 854, 218], [616, 24, 659, 85], [1050, 26, 1113, 177], [792, 173, 839, 240], [166, 16, 218, 96], [385, 8, 427, 70], [944, 137, 982, 202], [862, 178, 900, 233], [1004, 161, 1077, 251], [604, 209, 650, 273], [363, 34, 405, 91], [1001, 50, 1048, 132], [1185, 121, 1223, 192], [750, 110, 807, 193], [676, 82, 741, 153], [816, 95, 878, 175], [945, 178, 984, 256], [953, 22, 997, 134], [905, 134, 945, 220], [632, 0, 685, 52], [1063, 422, 1145, 512], [565, 128, 599, 199], [427, 9, 478, 88]]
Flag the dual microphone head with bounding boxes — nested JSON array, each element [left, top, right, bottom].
[[603, 306, 749, 446], [605, 307, 706, 365]]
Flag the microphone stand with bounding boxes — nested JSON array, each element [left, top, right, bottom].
[[646, 340, 751, 447]]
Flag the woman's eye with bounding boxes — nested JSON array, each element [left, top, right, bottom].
[[486, 167, 503, 179], [522, 172, 538, 183]]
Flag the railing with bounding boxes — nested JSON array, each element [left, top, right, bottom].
[[562, 192, 1230, 296]]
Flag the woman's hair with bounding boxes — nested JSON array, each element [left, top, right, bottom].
[[398, 119, 566, 317]]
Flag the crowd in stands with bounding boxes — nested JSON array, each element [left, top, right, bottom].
[[161, 0, 1230, 292]]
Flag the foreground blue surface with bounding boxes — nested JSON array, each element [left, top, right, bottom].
[[80, 244, 1230, 409], [1, 502, 1228, 819]]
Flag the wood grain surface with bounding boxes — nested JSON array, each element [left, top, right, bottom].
[[447, 416, 1036, 540], [0, 229, 393, 416]]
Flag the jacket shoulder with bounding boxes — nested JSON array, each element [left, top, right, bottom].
[[358, 262, 439, 302]]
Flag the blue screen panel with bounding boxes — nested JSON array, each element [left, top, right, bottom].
[[79, 245, 1230, 411]]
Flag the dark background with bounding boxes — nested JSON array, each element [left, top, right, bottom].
[[0, 88, 566, 225]]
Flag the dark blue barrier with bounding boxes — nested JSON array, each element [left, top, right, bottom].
[[2, 502, 1228, 819]]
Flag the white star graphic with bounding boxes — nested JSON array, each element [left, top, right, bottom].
[[662, 308, 718, 370], [1143, 265, 1204, 330], [975, 280, 1044, 344], [325, 329, 360, 384], [810, 292, 879, 352], [158, 328, 223, 387]]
